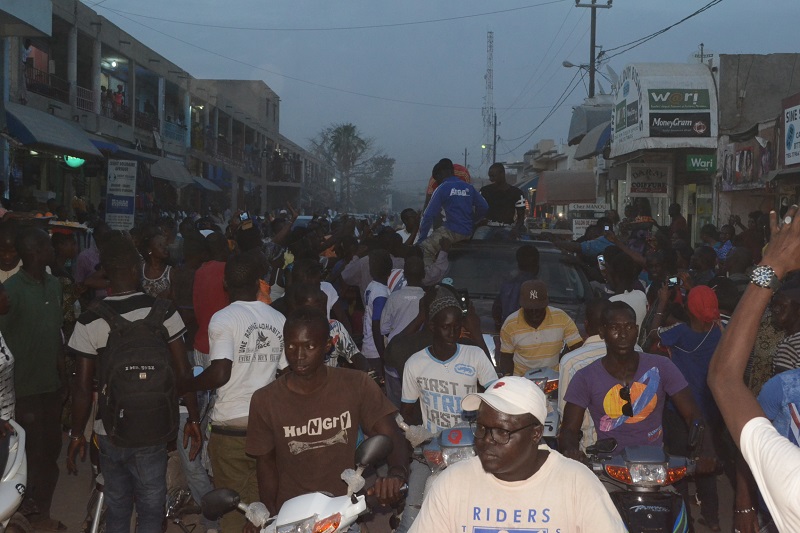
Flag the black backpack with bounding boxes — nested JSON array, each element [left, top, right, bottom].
[[91, 298, 179, 448]]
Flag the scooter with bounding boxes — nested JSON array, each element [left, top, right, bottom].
[[585, 438, 694, 533], [523, 367, 559, 449], [201, 435, 395, 533], [0, 420, 30, 533]]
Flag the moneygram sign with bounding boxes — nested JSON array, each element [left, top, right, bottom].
[[650, 113, 711, 137], [648, 89, 710, 110]]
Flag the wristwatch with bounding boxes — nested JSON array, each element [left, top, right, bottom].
[[750, 265, 781, 291]]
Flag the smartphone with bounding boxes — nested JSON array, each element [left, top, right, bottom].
[[603, 225, 611, 232], [239, 211, 250, 222], [456, 289, 470, 317], [597, 254, 606, 270], [668, 276, 679, 287]]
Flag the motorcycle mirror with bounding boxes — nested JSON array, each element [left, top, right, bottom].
[[587, 438, 617, 455], [201, 488, 241, 521], [355, 435, 393, 468]]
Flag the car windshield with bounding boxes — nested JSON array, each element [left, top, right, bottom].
[[446, 246, 586, 302]]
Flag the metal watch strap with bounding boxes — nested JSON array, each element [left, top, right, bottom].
[[750, 265, 781, 291]]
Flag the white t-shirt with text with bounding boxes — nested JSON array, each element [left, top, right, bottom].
[[208, 300, 287, 423], [362, 281, 389, 359], [402, 344, 497, 432]]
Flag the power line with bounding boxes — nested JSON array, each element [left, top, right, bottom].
[[98, 0, 567, 32], [96, 7, 552, 111], [599, 0, 723, 62], [502, 68, 580, 142]]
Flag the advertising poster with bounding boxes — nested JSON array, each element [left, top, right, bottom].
[[721, 128, 776, 191], [105, 159, 137, 230], [785, 104, 800, 166]]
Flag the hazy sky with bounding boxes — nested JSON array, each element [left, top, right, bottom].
[[85, 0, 798, 190]]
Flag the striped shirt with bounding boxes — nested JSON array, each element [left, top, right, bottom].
[[500, 306, 582, 375], [773, 332, 800, 375], [558, 335, 607, 451]]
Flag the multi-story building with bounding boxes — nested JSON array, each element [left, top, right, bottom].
[[1, 0, 332, 221]]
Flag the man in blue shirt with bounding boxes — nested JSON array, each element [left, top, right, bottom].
[[418, 158, 488, 265]]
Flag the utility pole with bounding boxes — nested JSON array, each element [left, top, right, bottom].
[[575, 0, 612, 98], [482, 31, 495, 172]]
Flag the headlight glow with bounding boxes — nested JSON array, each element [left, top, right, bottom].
[[629, 463, 668, 486]]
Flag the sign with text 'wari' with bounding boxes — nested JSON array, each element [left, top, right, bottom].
[[648, 89, 711, 110], [686, 154, 716, 172], [105, 159, 137, 231]]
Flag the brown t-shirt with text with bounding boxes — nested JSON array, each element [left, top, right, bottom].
[[246, 367, 397, 508]]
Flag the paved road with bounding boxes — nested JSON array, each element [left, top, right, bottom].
[[47, 435, 731, 532]]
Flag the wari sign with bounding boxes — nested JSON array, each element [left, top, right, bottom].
[[627, 163, 671, 198], [650, 113, 711, 137], [648, 89, 711, 110], [785, 103, 800, 166], [105, 159, 137, 231], [686, 154, 716, 172]]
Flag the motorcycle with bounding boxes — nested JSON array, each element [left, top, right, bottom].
[[523, 367, 559, 449], [201, 435, 396, 533], [585, 438, 694, 533], [0, 420, 30, 533]]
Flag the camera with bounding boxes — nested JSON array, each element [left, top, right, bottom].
[[668, 276, 679, 287]]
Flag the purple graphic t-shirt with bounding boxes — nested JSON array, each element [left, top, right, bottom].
[[564, 352, 688, 451]]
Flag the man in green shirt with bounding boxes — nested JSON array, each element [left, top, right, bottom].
[[0, 226, 65, 530]]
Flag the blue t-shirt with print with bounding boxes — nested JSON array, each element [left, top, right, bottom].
[[758, 369, 800, 446]]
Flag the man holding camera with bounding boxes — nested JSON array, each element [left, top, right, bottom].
[[498, 280, 583, 376]]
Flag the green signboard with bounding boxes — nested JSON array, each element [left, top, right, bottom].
[[649, 89, 711, 110], [686, 154, 716, 172]]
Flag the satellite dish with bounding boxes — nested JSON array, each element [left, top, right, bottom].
[[606, 65, 620, 86], [597, 81, 607, 95]]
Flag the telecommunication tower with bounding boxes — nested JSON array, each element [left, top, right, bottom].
[[482, 31, 495, 170]]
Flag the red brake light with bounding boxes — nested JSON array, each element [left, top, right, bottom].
[[666, 466, 687, 484]]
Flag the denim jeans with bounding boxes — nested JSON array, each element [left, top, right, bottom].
[[395, 459, 432, 533], [97, 435, 168, 533], [177, 413, 218, 532]]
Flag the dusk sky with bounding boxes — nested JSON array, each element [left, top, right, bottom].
[[84, 0, 798, 190]]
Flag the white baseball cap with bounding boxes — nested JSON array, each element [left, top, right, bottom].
[[463, 376, 547, 424]]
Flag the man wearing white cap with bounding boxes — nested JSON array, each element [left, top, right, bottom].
[[409, 376, 625, 532]]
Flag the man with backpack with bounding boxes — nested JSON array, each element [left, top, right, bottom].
[[66, 233, 202, 533]]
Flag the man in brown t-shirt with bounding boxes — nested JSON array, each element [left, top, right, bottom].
[[246, 307, 409, 521]]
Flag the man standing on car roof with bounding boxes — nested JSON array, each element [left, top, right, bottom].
[[480, 163, 526, 230], [498, 280, 583, 376], [418, 159, 488, 267]]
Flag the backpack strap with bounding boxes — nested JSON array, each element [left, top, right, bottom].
[[89, 300, 130, 331], [144, 298, 172, 336]]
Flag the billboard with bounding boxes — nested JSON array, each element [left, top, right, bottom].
[[105, 159, 137, 230], [610, 64, 718, 158]]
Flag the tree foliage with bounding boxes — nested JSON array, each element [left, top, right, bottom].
[[309, 122, 374, 209], [352, 154, 395, 213]]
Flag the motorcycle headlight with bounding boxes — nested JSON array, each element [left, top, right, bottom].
[[276, 513, 341, 533], [441, 446, 476, 467], [628, 463, 668, 487]]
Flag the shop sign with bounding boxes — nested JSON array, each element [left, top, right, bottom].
[[686, 154, 716, 172], [648, 89, 710, 110], [105, 159, 137, 231], [568, 203, 610, 212], [572, 218, 596, 240], [627, 163, 671, 198], [785, 104, 800, 166], [650, 113, 711, 137]]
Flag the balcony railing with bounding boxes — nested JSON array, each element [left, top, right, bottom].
[[25, 66, 69, 104], [76, 86, 94, 112], [135, 112, 159, 132], [164, 121, 186, 144]]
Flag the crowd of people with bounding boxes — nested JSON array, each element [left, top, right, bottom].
[[0, 156, 795, 533]]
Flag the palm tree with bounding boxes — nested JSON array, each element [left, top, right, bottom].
[[318, 123, 371, 209]]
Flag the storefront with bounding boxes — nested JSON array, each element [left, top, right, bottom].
[[608, 63, 719, 241]]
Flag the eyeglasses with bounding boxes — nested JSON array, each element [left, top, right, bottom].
[[470, 421, 539, 445], [606, 323, 638, 335], [619, 385, 634, 417]]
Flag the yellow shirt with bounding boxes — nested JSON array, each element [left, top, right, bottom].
[[500, 306, 582, 375]]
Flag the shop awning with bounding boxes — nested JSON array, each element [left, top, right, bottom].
[[567, 100, 613, 145], [515, 175, 540, 192], [765, 169, 800, 182], [5, 101, 102, 159], [535, 171, 596, 205], [193, 175, 222, 192], [149, 157, 194, 187], [575, 121, 611, 161], [88, 134, 159, 163]]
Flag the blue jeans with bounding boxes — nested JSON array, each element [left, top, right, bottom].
[[97, 435, 168, 533], [177, 413, 218, 531], [395, 459, 431, 533]]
